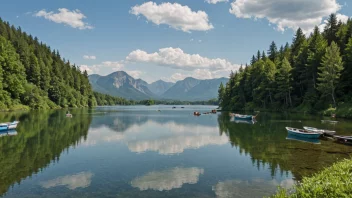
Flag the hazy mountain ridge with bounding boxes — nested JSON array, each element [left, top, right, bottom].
[[89, 71, 228, 101]]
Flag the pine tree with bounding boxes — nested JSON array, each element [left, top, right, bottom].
[[324, 14, 339, 45], [268, 41, 278, 62], [276, 58, 293, 106], [317, 42, 343, 107], [218, 82, 225, 106]]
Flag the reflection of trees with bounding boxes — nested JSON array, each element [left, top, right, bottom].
[[218, 113, 352, 180], [0, 110, 92, 196]]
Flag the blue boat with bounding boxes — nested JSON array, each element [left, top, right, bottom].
[[0, 123, 8, 131], [286, 134, 320, 144], [285, 127, 321, 139]]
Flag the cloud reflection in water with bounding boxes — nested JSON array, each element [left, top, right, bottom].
[[131, 167, 204, 191], [41, 172, 94, 190]]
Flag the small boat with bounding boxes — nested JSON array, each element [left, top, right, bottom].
[[286, 134, 320, 144], [7, 121, 19, 130], [321, 120, 338, 124], [194, 112, 201, 116], [211, 109, 217, 114], [285, 127, 321, 139], [233, 119, 256, 125], [303, 126, 336, 136], [234, 114, 255, 120], [0, 123, 8, 131], [172, 107, 176, 109], [334, 136, 352, 146]]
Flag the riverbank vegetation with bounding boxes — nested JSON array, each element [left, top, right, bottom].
[[219, 14, 352, 117], [270, 159, 352, 198]]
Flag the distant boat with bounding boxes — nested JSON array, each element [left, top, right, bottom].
[[7, 121, 19, 130], [321, 120, 338, 124], [0, 123, 8, 131], [303, 126, 336, 136], [285, 127, 321, 139], [233, 119, 256, 125], [0, 121, 19, 131], [234, 114, 255, 120], [286, 134, 320, 144], [194, 112, 201, 116], [334, 136, 352, 146]]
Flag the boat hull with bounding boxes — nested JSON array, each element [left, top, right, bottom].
[[0, 125, 8, 131], [234, 116, 253, 120], [286, 128, 321, 139]]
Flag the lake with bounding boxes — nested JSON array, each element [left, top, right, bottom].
[[0, 106, 351, 198]]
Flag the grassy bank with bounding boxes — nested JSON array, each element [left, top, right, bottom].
[[270, 159, 352, 198]]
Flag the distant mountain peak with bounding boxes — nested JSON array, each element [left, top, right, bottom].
[[89, 71, 228, 101]]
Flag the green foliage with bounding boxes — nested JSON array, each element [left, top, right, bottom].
[[218, 15, 352, 115], [0, 18, 98, 110], [317, 42, 343, 107], [270, 159, 352, 198], [94, 92, 134, 106]]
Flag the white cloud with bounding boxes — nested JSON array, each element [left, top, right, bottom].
[[318, 13, 350, 32], [126, 47, 239, 72], [34, 8, 93, 30], [229, 0, 342, 33], [41, 172, 94, 190], [83, 55, 96, 60], [164, 69, 230, 82], [131, 167, 204, 191], [205, 0, 228, 4], [126, 47, 238, 82], [126, 70, 142, 79], [79, 61, 124, 75], [130, 2, 213, 32]]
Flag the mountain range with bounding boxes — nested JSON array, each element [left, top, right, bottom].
[[89, 71, 228, 101]]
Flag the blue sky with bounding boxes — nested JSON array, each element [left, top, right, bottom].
[[0, 0, 351, 83]]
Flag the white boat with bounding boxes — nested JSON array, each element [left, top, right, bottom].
[[7, 121, 19, 130], [321, 120, 338, 124], [303, 126, 336, 136]]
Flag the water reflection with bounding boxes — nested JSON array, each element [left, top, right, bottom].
[[131, 167, 204, 191], [0, 109, 92, 196], [41, 172, 94, 190], [1, 107, 352, 198], [286, 134, 320, 144], [213, 178, 294, 198]]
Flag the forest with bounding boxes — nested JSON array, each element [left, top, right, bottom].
[[0, 18, 129, 110], [219, 14, 352, 116]]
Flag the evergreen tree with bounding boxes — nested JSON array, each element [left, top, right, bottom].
[[276, 58, 293, 106], [324, 14, 339, 45], [268, 41, 278, 62], [317, 42, 343, 107]]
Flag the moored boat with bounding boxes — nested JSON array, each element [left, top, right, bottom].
[[321, 120, 338, 124], [7, 121, 19, 130], [303, 126, 336, 136], [234, 114, 254, 120], [286, 134, 320, 144], [285, 127, 321, 139], [0, 123, 8, 131], [334, 136, 352, 146]]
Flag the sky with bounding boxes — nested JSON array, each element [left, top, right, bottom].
[[0, 0, 351, 83]]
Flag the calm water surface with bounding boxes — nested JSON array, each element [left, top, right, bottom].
[[0, 106, 351, 198]]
